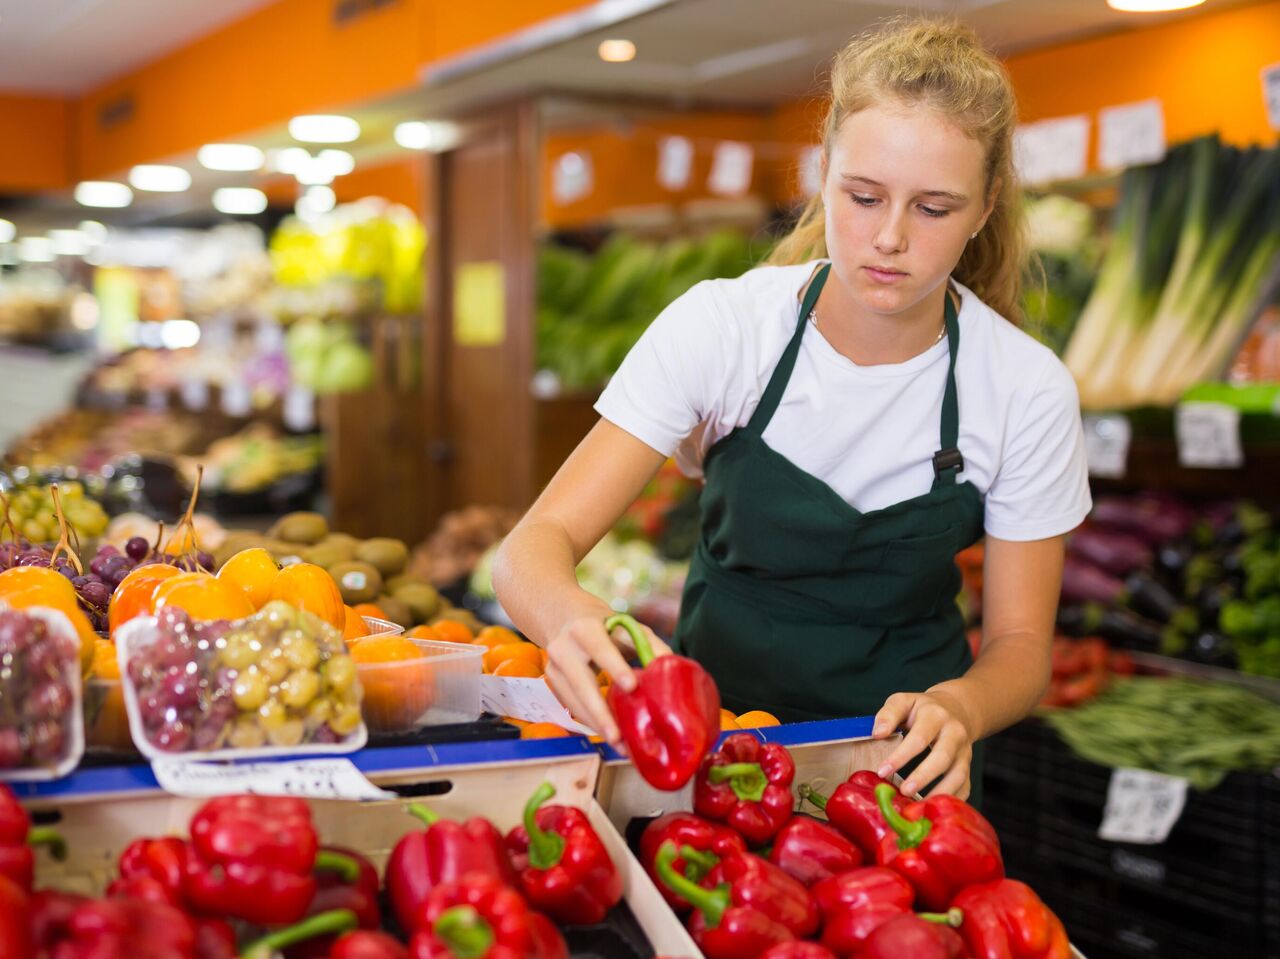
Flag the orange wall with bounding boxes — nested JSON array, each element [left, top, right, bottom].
[[334, 157, 427, 212], [426, 0, 592, 62], [0, 95, 71, 191]]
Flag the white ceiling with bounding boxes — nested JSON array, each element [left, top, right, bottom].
[[0, 0, 276, 94]]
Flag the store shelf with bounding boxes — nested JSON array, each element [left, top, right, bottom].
[[1130, 651, 1280, 702]]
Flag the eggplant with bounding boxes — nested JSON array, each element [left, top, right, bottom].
[[1211, 501, 1273, 547], [1061, 557, 1126, 606], [1055, 603, 1164, 651], [1068, 527, 1152, 577], [1187, 631, 1238, 669], [1090, 495, 1196, 546], [1196, 580, 1238, 626], [1123, 570, 1190, 625], [1155, 539, 1196, 583]]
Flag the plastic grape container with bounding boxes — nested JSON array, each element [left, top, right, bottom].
[[355, 638, 482, 734], [83, 677, 133, 752], [0, 605, 85, 781]]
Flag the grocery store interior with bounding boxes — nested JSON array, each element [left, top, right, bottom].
[[0, 0, 1278, 957]]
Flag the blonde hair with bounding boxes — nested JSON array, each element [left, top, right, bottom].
[[769, 17, 1030, 322]]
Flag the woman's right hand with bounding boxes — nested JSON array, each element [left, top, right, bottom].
[[543, 613, 671, 747]]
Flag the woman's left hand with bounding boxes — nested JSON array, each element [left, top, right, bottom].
[[871, 688, 976, 800]]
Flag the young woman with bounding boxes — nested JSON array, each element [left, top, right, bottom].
[[494, 17, 1090, 802]]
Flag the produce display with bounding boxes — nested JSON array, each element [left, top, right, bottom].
[[4, 408, 203, 475], [1021, 193, 1099, 355], [0, 482, 108, 545], [180, 424, 324, 495], [0, 607, 82, 774], [408, 505, 521, 588]]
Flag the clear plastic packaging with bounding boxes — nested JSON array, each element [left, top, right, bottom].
[[83, 677, 133, 752], [0, 605, 85, 781], [117, 601, 367, 762], [356, 638, 482, 734], [355, 616, 404, 641]]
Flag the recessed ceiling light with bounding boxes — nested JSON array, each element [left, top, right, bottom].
[[78, 220, 109, 244], [213, 187, 268, 215], [288, 114, 361, 143], [198, 143, 265, 172], [18, 237, 56, 262], [0, 219, 14, 244], [598, 39, 636, 63], [129, 164, 192, 192], [317, 149, 355, 177], [394, 120, 460, 152], [297, 185, 337, 222], [295, 158, 335, 186], [271, 147, 312, 175], [75, 181, 133, 208], [1106, 0, 1204, 10], [49, 229, 91, 256]]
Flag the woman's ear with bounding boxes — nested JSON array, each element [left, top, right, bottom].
[[978, 177, 1001, 232]]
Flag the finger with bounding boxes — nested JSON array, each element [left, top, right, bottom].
[[927, 761, 970, 799], [593, 627, 640, 692], [644, 628, 673, 658], [876, 710, 942, 781], [902, 727, 969, 797], [543, 662, 591, 727], [548, 654, 620, 744], [873, 692, 915, 740]]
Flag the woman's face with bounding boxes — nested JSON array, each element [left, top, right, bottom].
[[822, 101, 995, 318]]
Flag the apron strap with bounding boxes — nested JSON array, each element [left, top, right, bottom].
[[746, 262, 830, 437], [932, 290, 964, 487]]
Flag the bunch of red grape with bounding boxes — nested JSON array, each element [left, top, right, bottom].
[[0, 608, 79, 770]]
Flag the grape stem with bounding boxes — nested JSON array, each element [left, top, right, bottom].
[[0, 488, 14, 542], [164, 464, 204, 560], [47, 485, 84, 575]]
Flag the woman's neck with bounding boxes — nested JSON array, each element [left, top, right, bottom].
[[809, 272, 951, 366]]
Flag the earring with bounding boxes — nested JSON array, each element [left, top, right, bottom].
[[970, 231, 979, 239]]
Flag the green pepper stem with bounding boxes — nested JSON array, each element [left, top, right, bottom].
[[313, 849, 361, 884], [707, 763, 768, 803], [433, 906, 496, 959], [523, 782, 566, 871], [604, 614, 652, 667], [407, 802, 442, 827], [654, 842, 730, 928], [876, 783, 931, 850], [27, 826, 66, 861], [919, 908, 964, 927], [678, 844, 719, 874], [239, 908, 357, 958], [797, 783, 828, 812]]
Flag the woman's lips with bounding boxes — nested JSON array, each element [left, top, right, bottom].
[[863, 266, 908, 284]]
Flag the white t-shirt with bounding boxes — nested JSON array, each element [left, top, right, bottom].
[[595, 260, 1092, 542]]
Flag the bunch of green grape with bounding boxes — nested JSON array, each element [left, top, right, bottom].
[[1, 482, 109, 545]]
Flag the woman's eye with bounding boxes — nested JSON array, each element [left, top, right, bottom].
[[849, 194, 878, 207], [919, 205, 949, 218]]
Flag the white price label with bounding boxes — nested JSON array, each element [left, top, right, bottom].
[[220, 380, 252, 418], [180, 379, 210, 411], [1013, 116, 1089, 186], [479, 675, 596, 736], [145, 387, 168, 412], [1083, 413, 1131, 479], [708, 142, 754, 197], [283, 385, 316, 432], [1098, 767, 1188, 844], [552, 151, 593, 206], [1263, 63, 1280, 131], [1176, 401, 1243, 469], [657, 136, 694, 191], [152, 759, 396, 802], [1098, 99, 1165, 170]]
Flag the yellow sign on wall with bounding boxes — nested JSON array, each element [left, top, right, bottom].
[[453, 261, 505, 347]]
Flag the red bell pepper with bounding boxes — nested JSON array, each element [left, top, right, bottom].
[[0, 874, 31, 959], [0, 783, 65, 891], [768, 816, 862, 887], [798, 772, 907, 859], [654, 842, 794, 959], [861, 911, 967, 959], [951, 879, 1072, 959], [329, 931, 410, 959], [689, 845, 819, 939], [639, 812, 747, 912], [811, 865, 916, 955], [287, 846, 383, 959], [182, 794, 319, 925], [46, 895, 201, 959], [31, 889, 89, 953], [106, 869, 237, 959], [241, 909, 360, 959], [504, 782, 622, 925], [409, 874, 568, 959], [874, 783, 1004, 911], [387, 802, 516, 934], [605, 613, 720, 791], [113, 837, 187, 904], [759, 944, 838, 959], [694, 734, 795, 846]]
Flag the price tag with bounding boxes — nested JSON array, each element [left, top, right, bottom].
[[708, 142, 754, 197], [220, 379, 252, 418], [1013, 116, 1089, 186], [479, 676, 596, 736], [283, 385, 316, 432], [152, 759, 396, 802], [1098, 767, 1188, 844], [145, 387, 168, 412], [1176, 401, 1243, 469], [180, 378, 209, 411], [1098, 99, 1165, 170], [1263, 62, 1280, 131], [1082, 413, 1131, 479], [657, 136, 694, 191], [552, 150, 593, 205]]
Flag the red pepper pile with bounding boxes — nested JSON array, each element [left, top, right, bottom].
[[1041, 635, 1134, 709]]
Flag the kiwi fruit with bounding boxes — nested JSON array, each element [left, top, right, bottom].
[[316, 534, 358, 563], [375, 595, 413, 628], [432, 608, 483, 635], [303, 543, 350, 571], [355, 538, 409, 577], [392, 583, 442, 624], [328, 561, 382, 604], [384, 573, 415, 594], [270, 512, 329, 545]]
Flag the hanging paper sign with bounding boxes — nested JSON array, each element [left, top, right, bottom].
[[180, 378, 210, 411], [1013, 116, 1089, 186], [1082, 413, 1131, 479], [479, 675, 596, 736], [283, 385, 316, 432], [454, 261, 506, 348], [1263, 62, 1280, 131], [798, 145, 824, 198], [220, 379, 252, 418], [1175, 401, 1244, 469], [1098, 99, 1165, 170], [1098, 767, 1188, 844], [708, 142, 754, 197], [153, 758, 396, 802], [552, 151, 594, 205], [658, 136, 694, 191]]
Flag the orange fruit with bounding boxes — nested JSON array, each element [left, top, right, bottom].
[[216, 548, 280, 609], [493, 658, 542, 678], [343, 605, 368, 642], [720, 708, 741, 731], [352, 602, 388, 621], [483, 642, 542, 674], [163, 528, 200, 556], [91, 639, 120, 680], [735, 710, 781, 729], [521, 722, 571, 739], [268, 563, 345, 631], [475, 625, 520, 647], [503, 716, 531, 729], [351, 637, 432, 733], [432, 620, 474, 645], [406, 625, 442, 641], [0, 565, 78, 605], [153, 573, 255, 623], [0, 573, 97, 676], [110, 564, 184, 638], [349, 636, 422, 664]]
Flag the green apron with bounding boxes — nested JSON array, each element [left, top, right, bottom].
[[673, 262, 987, 802]]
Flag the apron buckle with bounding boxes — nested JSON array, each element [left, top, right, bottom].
[[932, 447, 965, 478]]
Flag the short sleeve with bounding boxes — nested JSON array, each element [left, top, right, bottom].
[[984, 359, 1092, 541], [594, 281, 728, 456]]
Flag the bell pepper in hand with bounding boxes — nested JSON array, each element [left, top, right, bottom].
[[182, 794, 319, 925], [387, 803, 515, 934], [504, 782, 622, 925], [655, 842, 794, 959], [798, 773, 907, 859], [760, 944, 837, 959], [605, 613, 720, 791], [0, 783, 65, 891], [768, 816, 862, 887], [639, 812, 747, 912], [694, 734, 795, 846], [811, 866, 915, 955], [693, 845, 819, 938], [862, 911, 967, 959], [409, 873, 568, 959], [874, 783, 1004, 911], [951, 879, 1071, 959], [0, 874, 31, 959], [288, 846, 383, 959]]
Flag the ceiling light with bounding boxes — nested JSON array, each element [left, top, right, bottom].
[[598, 39, 636, 62], [18, 237, 56, 262], [198, 143, 265, 172], [212, 187, 268, 215], [295, 158, 335, 186], [75, 181, 133, 208], [0, 219, 13, 244], [271, 147, 312, 175], [288, 114, 360, 143], [78, 220, 108, 244], [305, 185, 336, 213], [317, 149, 355, 176], [129, 164, 191, 192], [1106, 0, 1204, 10], [49, 229, 91, 256], [394, 120, 460, 152]]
